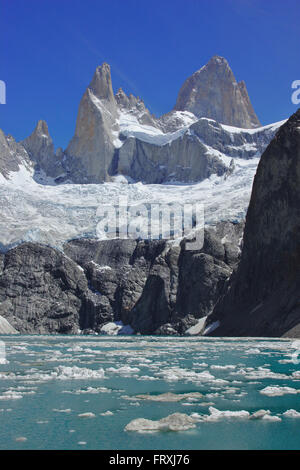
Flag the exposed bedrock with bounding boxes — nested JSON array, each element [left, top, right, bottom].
[[0, 221, 243, 334], [205, 109, 300, 338]]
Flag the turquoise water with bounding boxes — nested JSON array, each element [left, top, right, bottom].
[[0, 335, 300, 450]]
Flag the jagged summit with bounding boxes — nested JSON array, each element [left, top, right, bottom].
[[22, 119, 54, 163], [205, 55, 230, 67], [174, 55, 261, 129], [88, 62, 115, 102], [2, 57, 276, 185], [33, 120, 50, 137], [21, 120, 66, 179]]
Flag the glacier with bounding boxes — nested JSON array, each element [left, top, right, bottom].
[[0, 120, 285, 250]]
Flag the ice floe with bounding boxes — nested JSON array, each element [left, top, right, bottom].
[[126, 392, 203, 403], [156, 367, 228, 385], [260, 386, 300, 397], [62, 386, 111, 395], [78, 412, 96, 418], [125, 413, 196, 432], [282, 409, 300, 418]]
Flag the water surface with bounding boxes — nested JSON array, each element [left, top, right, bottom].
[[0, 335, 299, 450]]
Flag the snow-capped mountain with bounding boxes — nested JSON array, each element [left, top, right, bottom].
[[174, 56, 261, 128], [0, 56, 286, 249], [0, 118, 284, 250], [0, 57, 290, 336], [1, 56, 280, 186]]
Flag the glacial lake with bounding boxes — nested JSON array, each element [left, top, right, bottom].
[[0, 335, 300, 450]]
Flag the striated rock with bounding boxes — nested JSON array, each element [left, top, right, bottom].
[[64, 221, 243, 334], [0, 243, 110, 334], [174, 55, 261, 128], [0, 219, 243, 335], [65, 63, 118, 183], [206, 109, 300, 337]]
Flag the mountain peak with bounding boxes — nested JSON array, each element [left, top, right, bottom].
[[34, 120, 50, 137], [174, 56, 261, 128], [89, 62, 114, 102], [207, 55, 229, 66]]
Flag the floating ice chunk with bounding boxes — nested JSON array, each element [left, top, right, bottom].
[[262, 414, 281, 422], [156, 367, 228, 385], [205, 407, 250, 421], [210, 365, 236, 370], [138, 375, 159, 381], [192, 407, 271, 422], [0, 390, 23, 400], [282, 409, 300, 418], [53, 408, 71, 413], [260, 386, 300, 397], [52, 365, 105, 380], [130, 392, 203, 403], [78, 412, 96, 418], [100, 411, 113, 416], [125, 413, 196, 432], [250, 410, 271, 419], [232, 367, 289, 381], [15, 437, 27, 442], [62, 386, 110, 395], [107, 366, 140, 376]]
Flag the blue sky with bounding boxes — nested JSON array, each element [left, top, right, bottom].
[[1, 0, 299, 148]]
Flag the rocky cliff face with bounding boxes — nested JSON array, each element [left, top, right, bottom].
[[65, 63, 118, 183], [206, 109, 300, 338], [0, 221, 243, 334], [0, 243, 106, 334], [174, 56, 261, 129], [115, 118, 278, 183]]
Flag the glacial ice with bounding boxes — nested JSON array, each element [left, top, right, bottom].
[[125, 412, 197, 432], [260, 386, 300, 397], [282, 409, 300, 418], [78, 412, 96, 418], [127, 392, 203, 403], [0, 155, 260, 249]]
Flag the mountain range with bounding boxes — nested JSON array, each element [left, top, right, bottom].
[[1, 56, 298, 338], [1, 56, 273, 186]]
